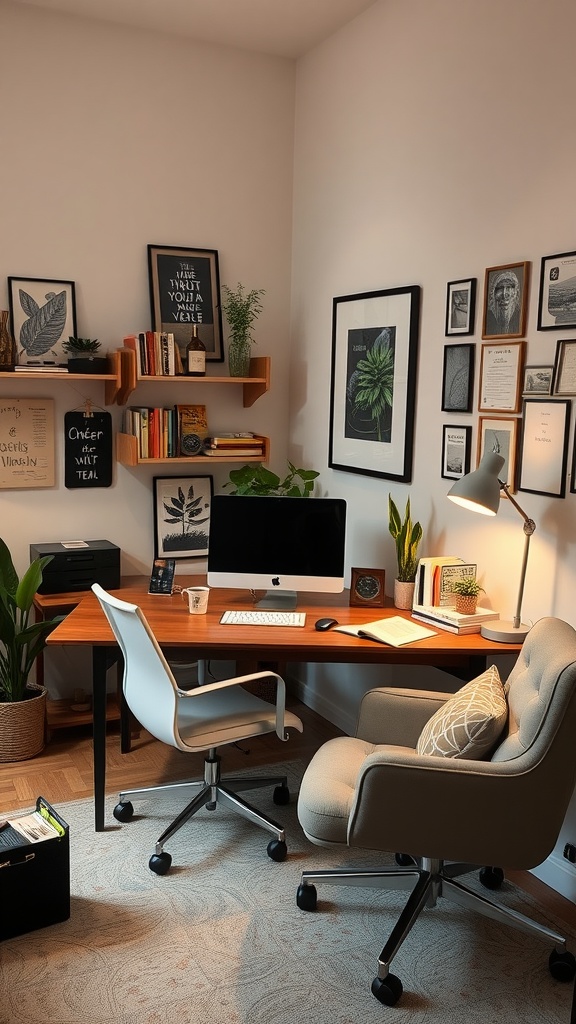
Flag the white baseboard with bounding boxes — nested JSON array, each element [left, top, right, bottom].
[[531, 855, 576, 904], [288, 675, 355, 735]]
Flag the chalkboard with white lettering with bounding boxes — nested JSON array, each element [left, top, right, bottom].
[[64, 411, 112, 488]]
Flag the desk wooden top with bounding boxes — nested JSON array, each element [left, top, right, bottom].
[[45, 576, 522, 667]]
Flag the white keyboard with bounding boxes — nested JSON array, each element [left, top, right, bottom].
[[220, 610, 306, 627]]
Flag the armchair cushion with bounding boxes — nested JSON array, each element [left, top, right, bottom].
[[416, 665, 507, 760]]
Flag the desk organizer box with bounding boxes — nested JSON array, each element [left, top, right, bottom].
[[0, 797, 70, 940]]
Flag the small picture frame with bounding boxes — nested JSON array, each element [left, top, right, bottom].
[[441, 424, 472, 480], [552, 339, 576, 396], [441, 343, 475, 412], [478, 416, 519, 492], [8, 276, 77, 366], [445, 278, 476, 336], [522, 365, 553, 396], [518, 399, 570, 498], [153, 475, 213, 559], [147, 244, 224, 363], [537, 250, 576, 331], [482, 261, 530, 340], [478, 340, 525, 413]]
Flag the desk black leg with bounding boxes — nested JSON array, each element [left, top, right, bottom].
[[92, 646, 109, 832]]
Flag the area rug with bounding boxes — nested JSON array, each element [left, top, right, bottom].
[[0, 761, 574, 1024]]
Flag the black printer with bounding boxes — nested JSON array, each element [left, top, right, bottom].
[[29, 540, 121, 594]]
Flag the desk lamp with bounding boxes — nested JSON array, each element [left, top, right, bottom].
[[447, 451, 535, 642]]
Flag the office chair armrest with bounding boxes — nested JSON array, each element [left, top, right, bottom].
[[356, 687, 453, 746], [177, 670, 289, 740]]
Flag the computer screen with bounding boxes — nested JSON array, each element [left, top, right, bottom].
[[207, 494, 347, 609]]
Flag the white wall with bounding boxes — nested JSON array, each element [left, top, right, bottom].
[[289, 0, 576, 898]]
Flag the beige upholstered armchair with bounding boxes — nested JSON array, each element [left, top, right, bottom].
[[296, 616, 576, 1006]]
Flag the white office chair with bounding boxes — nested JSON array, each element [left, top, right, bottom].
[[92, 583, 303, 874]]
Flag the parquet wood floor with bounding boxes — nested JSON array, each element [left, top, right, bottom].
[[1, 699, 575, 932]]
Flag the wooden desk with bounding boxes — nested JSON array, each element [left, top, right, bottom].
[[46, 576, 522, 831]]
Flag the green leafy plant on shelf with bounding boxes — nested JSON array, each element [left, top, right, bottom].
[[388, 493, 423, 583], [62, 337, 101, 354], [221, 283, 266, 376], [224, 462, 319, 497], [451, 577, 484, 597], [0, 539, 63, 702]]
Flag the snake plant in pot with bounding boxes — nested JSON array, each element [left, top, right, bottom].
[[0, 538, 62, 761], [388, 494, 423, 609]]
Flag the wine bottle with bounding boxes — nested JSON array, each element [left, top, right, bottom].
[[186, 325, 206, 376]]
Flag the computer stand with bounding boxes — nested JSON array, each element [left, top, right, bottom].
[[254, 589, 298, 611]]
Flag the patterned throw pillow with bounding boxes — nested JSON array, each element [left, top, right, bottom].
[[416, 665, 507, 759]]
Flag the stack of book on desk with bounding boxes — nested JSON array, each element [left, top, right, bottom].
[[411, 604, 500, 635]]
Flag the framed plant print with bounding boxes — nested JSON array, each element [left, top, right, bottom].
[[482, 261, 530, 340], [153, 475, 213, 559], [8, 276, 76, 366], [478, 340, 525, 412], [328, 285, 421, 482], [441, 424, 472, 480], [147, 244, 224, 363], [441, 343, 475, 412], [522, 365, 553, 396], [537, 250, 576, 331], [445, 278, 476, 336], [552, 339, 576, 396], [518, 399, 570, 498], [478, 416, 519, 492]]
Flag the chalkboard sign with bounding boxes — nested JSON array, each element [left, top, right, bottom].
[[147, 245, 224, 361], [64, 411, 112, 488]]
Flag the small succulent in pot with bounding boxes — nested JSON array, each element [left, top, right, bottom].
[[62, 337, 101, 355], [62, 337, 107, 373]]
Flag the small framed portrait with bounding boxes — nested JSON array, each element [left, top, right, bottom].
[[153, 475, 213, 559], [552, 339, 576, 396], [8, 276, 77, 366], [537, 250, 576, 331], [478, 416, 519, 492], [482, 261, 530, 340], [522, 365, 553, 396], [441, 342, 475, 412], [441, 424, 472, 480], [445, 278, 476, 336]]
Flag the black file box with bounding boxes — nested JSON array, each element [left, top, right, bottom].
[[0, 797, 70, 940]]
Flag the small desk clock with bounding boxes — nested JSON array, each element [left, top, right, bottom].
[[349, 567, 386, 608]]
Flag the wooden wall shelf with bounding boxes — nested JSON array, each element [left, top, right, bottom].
[[116, 432, 270, 466], [120, 351, 270, 408], [0, 350, 123, 406]]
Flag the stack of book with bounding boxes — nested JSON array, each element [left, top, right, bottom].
[[411, 604, 500, 635], [203, 434, 264, 458], [15, 363, 68, 373], [124, 332, 183, 377]]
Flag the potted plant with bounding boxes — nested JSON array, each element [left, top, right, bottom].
[[0, 539, 62, 761], [451, 577, 485, 615], [224, 461, 319, 497], [62, 336, 107, 374], [221, 282, 265, 377], [388, 493, 423, 609]]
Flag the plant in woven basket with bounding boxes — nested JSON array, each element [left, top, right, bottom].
[[0, 538, 62, 702], [451, 576, 484, 614]]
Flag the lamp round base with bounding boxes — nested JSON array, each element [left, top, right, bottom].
[[480, 620, 530, 643]]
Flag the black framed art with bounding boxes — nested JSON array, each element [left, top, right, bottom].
[[441, 424, 472, 480], [537, 250, 576, 331], [153, 475, 213, 559], [482, 261, 530, 340], [147, 244, 224, 362], [445, 278, 476, 336], [478, 416, 519, 492], [8, 276, 77, 366], [328, 285, 421, 482], [441, 343, 475, 412], [518, 399, 570, 498], [552, 339, 576, 396]]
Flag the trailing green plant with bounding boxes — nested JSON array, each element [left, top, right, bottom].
[[224, 461, 319, 497], [62, 336, 101, 354], [221, 283, 265, 348], [388, 494, 423, 583], [0, 539, 63, 702], [451, 577, 484, 597]]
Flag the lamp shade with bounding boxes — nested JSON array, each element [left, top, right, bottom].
[[447, 452, 505, 516]]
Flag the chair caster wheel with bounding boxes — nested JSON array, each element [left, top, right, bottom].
[[296, 883, 317, 911], [149, 851, 172, 875], [371, 973, 403, 1006], [267, 838, 287, 862], [113, 801, 134, 822], [549, 948, 576, 982], [273, 784, 290, 805], [479, 866, 504, 890]]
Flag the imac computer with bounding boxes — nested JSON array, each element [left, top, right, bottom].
[[207, 494, 347, 609]]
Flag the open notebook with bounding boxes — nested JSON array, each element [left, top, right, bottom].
[[334, 616, 437, 648]]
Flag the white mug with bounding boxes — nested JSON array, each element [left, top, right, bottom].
[[181, 586, 210, 614]]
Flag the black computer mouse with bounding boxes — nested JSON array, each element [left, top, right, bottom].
[[314, 617, 339, 631]]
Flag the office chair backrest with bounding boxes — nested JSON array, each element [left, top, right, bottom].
[[92, 583, 181, 747]]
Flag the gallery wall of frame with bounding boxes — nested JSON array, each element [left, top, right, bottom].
[[441, 249, 576, 497]]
